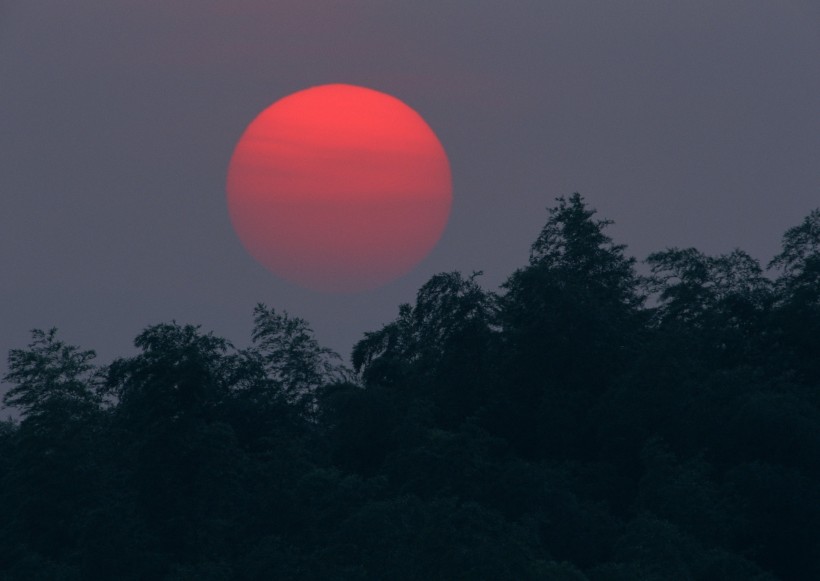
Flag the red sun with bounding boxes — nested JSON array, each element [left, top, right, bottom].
[[226, 84, 452, 293]]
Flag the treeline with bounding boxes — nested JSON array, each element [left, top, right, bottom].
[[2, 194, 819, 580]]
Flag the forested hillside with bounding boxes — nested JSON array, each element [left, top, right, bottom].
[[2, 195, 819, 580]]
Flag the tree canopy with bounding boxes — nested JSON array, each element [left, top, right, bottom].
[[2, 194, 818, 580]]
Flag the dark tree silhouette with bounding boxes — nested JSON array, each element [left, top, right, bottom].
[[2, 196, 819, 580]]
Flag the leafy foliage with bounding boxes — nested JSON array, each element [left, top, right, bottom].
[[4, 328, 100, 418], [2, 195, 818, 579], [251, 304, 350, 410]]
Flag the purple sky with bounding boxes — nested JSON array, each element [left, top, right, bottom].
[[2, 1, 819, 384]]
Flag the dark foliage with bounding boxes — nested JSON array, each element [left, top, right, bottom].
[[2, 195, 818, 579]]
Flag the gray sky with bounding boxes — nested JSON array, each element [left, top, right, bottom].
[[1, 1, 819, 379]]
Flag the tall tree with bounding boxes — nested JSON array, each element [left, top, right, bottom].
[[249, 303, 349, 415], [501, 193, 644, 390], [495, 194, 644, 458], [1, 329, 104, 574], [353, 271, 499, 426], [768, 209, 820, 383], [104, 323, 244, 574], [3, 328, 100, 419], [645, 247, 773, 368]]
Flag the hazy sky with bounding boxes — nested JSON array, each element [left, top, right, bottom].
[[2, 1, 819, 379]]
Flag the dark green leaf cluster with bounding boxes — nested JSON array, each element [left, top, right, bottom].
[[2, 195, 819, 580]]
